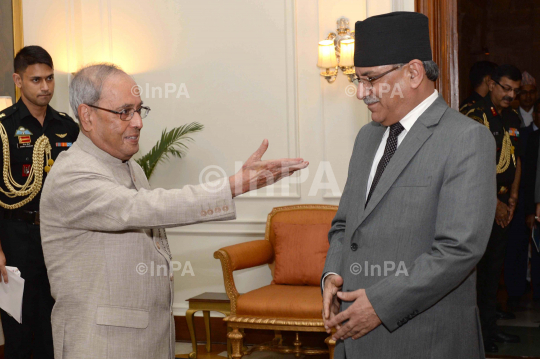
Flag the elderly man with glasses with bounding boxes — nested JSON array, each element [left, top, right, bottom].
[[39, 63, 308, 359], [461, 64, 523, 352]]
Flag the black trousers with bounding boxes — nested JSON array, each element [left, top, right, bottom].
[[477, 220, 509, 340], [505, 188, 540, 299], [0, 218, 54, 359]]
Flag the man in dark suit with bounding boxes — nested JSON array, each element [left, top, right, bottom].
[[322, 12, 496, 359], [506, 72, 538, 309], [523, 99, 540, 303]]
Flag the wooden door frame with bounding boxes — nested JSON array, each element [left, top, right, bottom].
[[416, 0, 459, 110], [12, 0, 23, 100]]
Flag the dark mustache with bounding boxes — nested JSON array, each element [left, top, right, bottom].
[[502, 96, 514, 102]]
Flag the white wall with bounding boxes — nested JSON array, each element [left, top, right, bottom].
[[21, 0, 414, 318]]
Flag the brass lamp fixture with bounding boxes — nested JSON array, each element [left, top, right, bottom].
[[0, 96, 13, 111], [317, 17, 356, 83]]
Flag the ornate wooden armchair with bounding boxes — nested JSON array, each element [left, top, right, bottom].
[[213, 204, 338, 358]]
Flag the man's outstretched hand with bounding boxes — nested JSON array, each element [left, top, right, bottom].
[[229, 139, 309, 198]]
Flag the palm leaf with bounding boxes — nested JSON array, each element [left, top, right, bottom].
[[135, 122, 204, 179]]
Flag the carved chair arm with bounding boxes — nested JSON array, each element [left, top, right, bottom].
[[213, 240, 274, 314]]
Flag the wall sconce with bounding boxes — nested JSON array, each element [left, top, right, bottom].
[[317, 17, 355, 83], [0, 96, 13, 112]]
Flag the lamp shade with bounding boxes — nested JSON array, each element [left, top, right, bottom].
[[339, 39, 355, 67], [0, 96, 13, 112], [317, 40, 338, 68]]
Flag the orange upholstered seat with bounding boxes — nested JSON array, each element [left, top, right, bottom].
[[214, 204, 338, 359], [236, 284, 322, 319]]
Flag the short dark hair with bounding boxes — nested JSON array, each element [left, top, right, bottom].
[[492, 64, 522, 83], [469, 61, 497, 89], [14, 46, 53, 74]]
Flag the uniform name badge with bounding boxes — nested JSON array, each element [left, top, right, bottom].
[[14, 126, 33, 148]]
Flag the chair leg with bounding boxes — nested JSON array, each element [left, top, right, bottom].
[[186, 309, 198, 358], [325, 335, 336, 359], [273, 330, 283, 346], [293, 332, 302, 358], [228, 327, 244, 359], [227, 326, 232, 359], [203, 310, 212, 353], [240, 328, 248, 353]]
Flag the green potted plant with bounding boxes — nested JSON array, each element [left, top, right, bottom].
[[135, 122, 204, 180]]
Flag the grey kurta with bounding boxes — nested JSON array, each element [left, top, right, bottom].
[[40, 133, 236, 359], [323, 96, 497, 358]]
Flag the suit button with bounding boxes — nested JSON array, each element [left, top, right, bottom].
[[351, 243, 358, 251], [156, 242, 161, 249]]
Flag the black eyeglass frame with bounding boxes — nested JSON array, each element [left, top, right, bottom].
[[352, 65, 404, 89], [493, 79, 521, 96], [86, 104, 151, 121]]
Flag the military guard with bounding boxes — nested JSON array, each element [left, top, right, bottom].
[[461, 64, 522, 353], [0, 46, 78, 358], [460, 61, 498, 109]]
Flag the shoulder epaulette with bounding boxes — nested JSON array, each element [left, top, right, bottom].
[[51, 108, 77, 124], [459, 100, 478, 113], [0, 104, 18, 122], [461, 104, 488, 125]]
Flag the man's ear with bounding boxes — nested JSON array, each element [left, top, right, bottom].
[[78, 104, 94, 132], [12, 73, 22, 89], [407, 60, 424, 89], [484, 75, 491, 86], [488, 79, 495, 92]]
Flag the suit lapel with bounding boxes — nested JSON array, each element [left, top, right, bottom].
[[355, 95, 448, 229], [352, 123, 386, 229]]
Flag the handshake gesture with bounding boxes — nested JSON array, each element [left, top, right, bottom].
[[228, 139, 308, 197]]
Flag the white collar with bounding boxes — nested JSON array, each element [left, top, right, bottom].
[[398, 90, 439, 132], [520, 107, 534, 116]]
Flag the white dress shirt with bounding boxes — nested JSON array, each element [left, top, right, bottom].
[[322, 90, 439, 291], [520, 106, 534, 128], [365, 90, 439, 198]]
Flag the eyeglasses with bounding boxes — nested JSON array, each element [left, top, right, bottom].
[[493, 80, 521, 96], [352, 65, 403, 89], [86, 104, 151, 121]]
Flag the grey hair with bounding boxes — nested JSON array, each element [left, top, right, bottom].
[[422, 60, 439, 81], [69, 63, 127, 119], [394, 60, 439, 82]]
